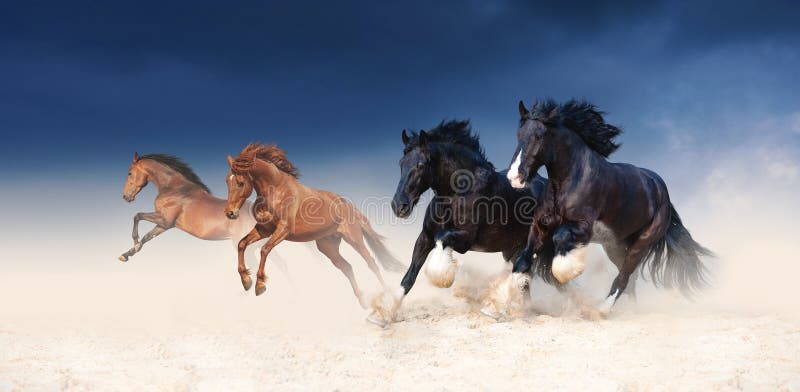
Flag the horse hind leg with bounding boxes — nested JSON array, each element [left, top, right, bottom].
[[342, 229, 388, 290], [604, 242, 638, 301], [599, 216, 669, 315], [316, 235, 368, 309]]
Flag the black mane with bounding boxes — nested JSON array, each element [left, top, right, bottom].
[[526, 99, 622, 157], [139, 154, 211, 193], [405, 120, 493, 169]]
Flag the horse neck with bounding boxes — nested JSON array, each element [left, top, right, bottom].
[[141, 160, 198, 194], [250, 159, 296, 197], [430, 144, 490, 196], [545, 128, 597, 187]]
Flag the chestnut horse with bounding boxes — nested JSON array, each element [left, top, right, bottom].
[[120, 153, 285, 269], [223, 143, 404, 306]]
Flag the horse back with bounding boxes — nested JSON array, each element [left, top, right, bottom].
[[601, 162, 670, 238]]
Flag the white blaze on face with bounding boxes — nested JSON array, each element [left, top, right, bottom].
[[552, 246, 587, 283], [425, 240, 458, 288], [507, 151, 526, 189]]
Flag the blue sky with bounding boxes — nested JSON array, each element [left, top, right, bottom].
[[1, 0, 798, 194]]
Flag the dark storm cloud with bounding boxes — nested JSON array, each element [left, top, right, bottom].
[[4, 1, 796, 72], [0, 0, 798, 177]]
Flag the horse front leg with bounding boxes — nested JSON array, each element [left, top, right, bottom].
[[367, 230, 435, 327], [119, 212, 170, 261], [551, 220, 594, 284], [236, 226, 269, 291], [254, 222, 288, 296], [482, 225, 543, 319], [419, 228, 472, 288]]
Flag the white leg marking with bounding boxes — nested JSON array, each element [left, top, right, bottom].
[[552, 246, 587, 283], [481, 272, 529, 319], [425, 240, 458, 288], [597, 289, 619, 315], [507, 152, 526, 189], [367, 286, 406, 327]]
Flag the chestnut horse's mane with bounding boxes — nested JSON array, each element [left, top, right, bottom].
[[139, 154, 211, 193], [233, 143, 300, 178]]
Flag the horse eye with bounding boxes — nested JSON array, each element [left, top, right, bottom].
[[237, 182, 244, 187], [128, 172, 132, 176]]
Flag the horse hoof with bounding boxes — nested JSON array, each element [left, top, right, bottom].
[[241, 275, 253, 291], [366, 314, 388, 328], [118, 255, 128, 262], [255, 282, 267, 296], [480, 307, 501, 321]]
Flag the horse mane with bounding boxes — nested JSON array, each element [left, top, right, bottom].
[[405, 120, 493, 168], [526, 99, 622, 157], [139, 154, 211, 193], [234, 143, 300, 178]]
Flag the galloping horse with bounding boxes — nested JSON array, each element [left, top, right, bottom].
[[120, 153, 280, 265], [503, 99, 712, 315], [369, 120, 548, 326], [224, 143, 403, 306]]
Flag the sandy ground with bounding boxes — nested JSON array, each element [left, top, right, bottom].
[[2, 239, 799, 391]]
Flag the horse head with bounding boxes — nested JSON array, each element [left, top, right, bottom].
[[224, 154, 255, 219], [123, 152, 149, 202], [392, 129, 433, 218]]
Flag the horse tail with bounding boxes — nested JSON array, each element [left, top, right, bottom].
[[644, 203, 713, 297], [358, 216, 406, 272]]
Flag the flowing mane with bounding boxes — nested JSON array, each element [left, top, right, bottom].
[[139, 154, 210, 193], [404, 120, 493, 169], [525, 99, 622, 157], [233, 143, 300, 178]]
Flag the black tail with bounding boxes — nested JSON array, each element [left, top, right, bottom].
[[644, 203, 713, 297], [361, 222, 406, 272]]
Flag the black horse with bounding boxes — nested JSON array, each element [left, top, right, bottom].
[[368, 120, 547, 326], [503, 99, 712, 315]]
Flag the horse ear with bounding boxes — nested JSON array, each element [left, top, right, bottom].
[[227, 155, 234, 168], [402, 130, 410, 145], [133, 152, 139, 162], [518, 100, 529, 118], [419, 130, 428, 147]]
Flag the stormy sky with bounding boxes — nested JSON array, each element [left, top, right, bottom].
[[1, 0, 798, 193]]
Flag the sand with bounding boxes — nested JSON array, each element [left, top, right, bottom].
[[1, 241, 799, 391]]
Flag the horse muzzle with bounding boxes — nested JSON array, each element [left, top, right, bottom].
[[123, 193, 135, 202], [507, 170, 527, 189], [393, 203, 411, 218]]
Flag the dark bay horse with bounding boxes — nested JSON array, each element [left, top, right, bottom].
[[120, 153, 282, 265], [224, 143, 403, 306], [503, 99, 712, 315], [369, 120, 547, 326]]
